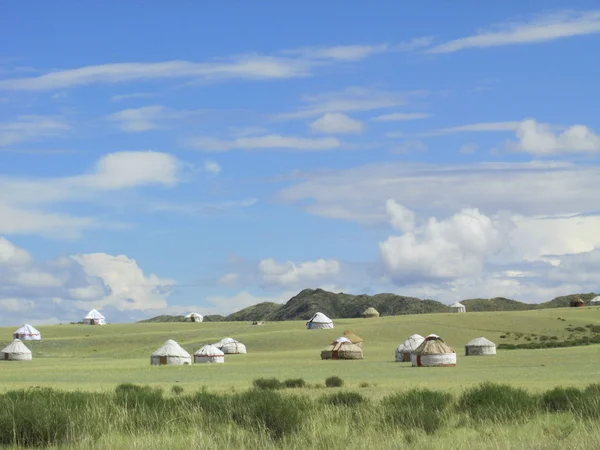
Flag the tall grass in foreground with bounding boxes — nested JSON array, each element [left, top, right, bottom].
[[1, 382, 600, 448]]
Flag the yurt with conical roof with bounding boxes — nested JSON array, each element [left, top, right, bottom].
[[591, 296, 600, 306], [194, 344, 224, 364], [84, 309, 106, 325], [343, 330, 364, 349], [1, 339, 32, 361], [184, 312, 203, 323], [13, 324, 41, 341], [570, 297, 585, 307], [395, 334, 425, 362], [306, 312, 334, 329], [321, 337, 363, 360], [150, 339, 191, 365], [362, 307, 380, 318], [411, 334, 456, 367], [213, 337, 246, 354], [465, 337, 496, 356], [449, 302, 466, 313]]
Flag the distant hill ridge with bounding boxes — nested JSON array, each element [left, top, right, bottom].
[[139, 289, 598, 323]]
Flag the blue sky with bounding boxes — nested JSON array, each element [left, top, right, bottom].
[[1, 2, 600, 325]]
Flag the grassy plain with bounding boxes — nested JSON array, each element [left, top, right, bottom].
[[1, 307, 599, 395]]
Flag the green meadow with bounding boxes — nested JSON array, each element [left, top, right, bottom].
[[1, 307, 599, 394]]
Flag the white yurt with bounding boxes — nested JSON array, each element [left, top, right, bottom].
[[194, 344, 225, 364], [1, 339, 32, 361], [395, 334, 425, 362], [306, 312, 334, 329], [150, 339, 192, 365], [411, 334, 456, 367], [449, 302, 466, 313], [465, 337, 497, 356], [214, 337, 247, 354], [13, 324, 41, 341], [84, 309, 106, 325], [320, 336, 363, 360], [591, 296, 600, 305], [184, 312, 203, 323]]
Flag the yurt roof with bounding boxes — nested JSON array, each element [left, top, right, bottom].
[[2, 339, 32, 355], [309, 312, 332, 323], [333, 336, 352, 344], [363, 307, 379, 315], [592, 296, 600, 303], [217, 337, 239, 344], [194, 344, 224, 356], [465, 337, 496, 347], [14, 324, 40, 336], [450, 302, 465, 308], [85, 309, 105, 319], [185, 312, 202, 318], [413, 335, 455, 355], [151, 339, 190, 357], [322, 341, 362, 351], [396, 334, 425, 352], [343, 330, 363, 343]]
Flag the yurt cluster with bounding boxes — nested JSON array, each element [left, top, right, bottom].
[[150, 337, 246, 366]]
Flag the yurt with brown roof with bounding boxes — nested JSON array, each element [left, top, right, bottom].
[[395, 334, 425, 362], [1, 339, 32, 361], [465, 337, 496, 356], [570, 297, 585, 307], [343, 330, 364, 348], [411, 334, 456, 367], [362, 307, 380, 318], [321, 336, 363, 360]]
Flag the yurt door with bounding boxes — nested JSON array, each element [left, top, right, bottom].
[[331, 350, 338, 360], [4, 353, 8, 360], [160, 356, 167, 365]]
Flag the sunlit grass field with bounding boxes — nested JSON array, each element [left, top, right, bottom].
[[1, 307, 599, 395]]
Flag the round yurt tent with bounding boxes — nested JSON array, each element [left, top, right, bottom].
[[13, 324, 41, 341], [591, 296, 600, 306], [362, 307, 380, 318], [411, 334, 456, 367], [395, 334, 425, 362], [306, 312, 334, 329], [214, 338, 246, 354], [84, 309, 106, 325], [465, 337, 496, 356], [150, 339, 191, 365], [449, 302, 466, 313], [343, 330, 364, 348], [321, 336, 363, 360], [184, 312, 203, 323], [1, 339, 32, 361], [570, 297, 585, 307], [194, 344, 224, 364]]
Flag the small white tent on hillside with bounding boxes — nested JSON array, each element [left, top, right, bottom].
[[591, 296, 600, 306], [411, 334, 456, 367], [84, 309, 106, 325], [1, 339, 32, 361], [306, 312, 334, 329], [465, 337, 496, 356], [395, 334, 425, 362], [184, 312, 203, 323], [150, 339, 191, 365], [214, 337, 246, 354], [13, 324, 41, 341], [194, 344, 224, 363], [449, 302, 466, 313]]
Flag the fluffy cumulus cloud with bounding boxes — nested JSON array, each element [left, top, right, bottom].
[[0, 237, 174, 325], [259, 257, 341, 287], [310, 113, 364, 134]]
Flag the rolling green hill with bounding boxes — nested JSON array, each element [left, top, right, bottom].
[[224, 302, 283, 322], [460, 297, 532, 312]]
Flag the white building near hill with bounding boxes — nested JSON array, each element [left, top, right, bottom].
[[13, 324, 41, 341], [84, 309, 106, 325], [194, 344, 225, 363], [306, 312, 334, 329], [449, 302, 466, 313], [184, 312, 203, 322], [1, 339, 32, 361], [465, 337, 497, 356], [150, 339, 191, 365]]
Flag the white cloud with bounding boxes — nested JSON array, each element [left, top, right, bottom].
[[371, 112, 431, 122], [107, 105, 166, 132], [380, 203, 506, 282], [508, 119, 600, 156], [110, 92, 160, 102], [204, 160, 222, 175], [428, 10, 600, 54], [218, 273, 239, 286], [392, 140, 428, 154], [459, 143, 479, 154], [0, 115, 69, 147], [385, 199, 415, 233], [283, 44, 389, 61], [276, 87, 424, 120], [310, 113, 364, 134], [0, 237, 31, 265], [187, 134, 341, 152], [425, 121, 521, 136], [259, 257, 341, 287]]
